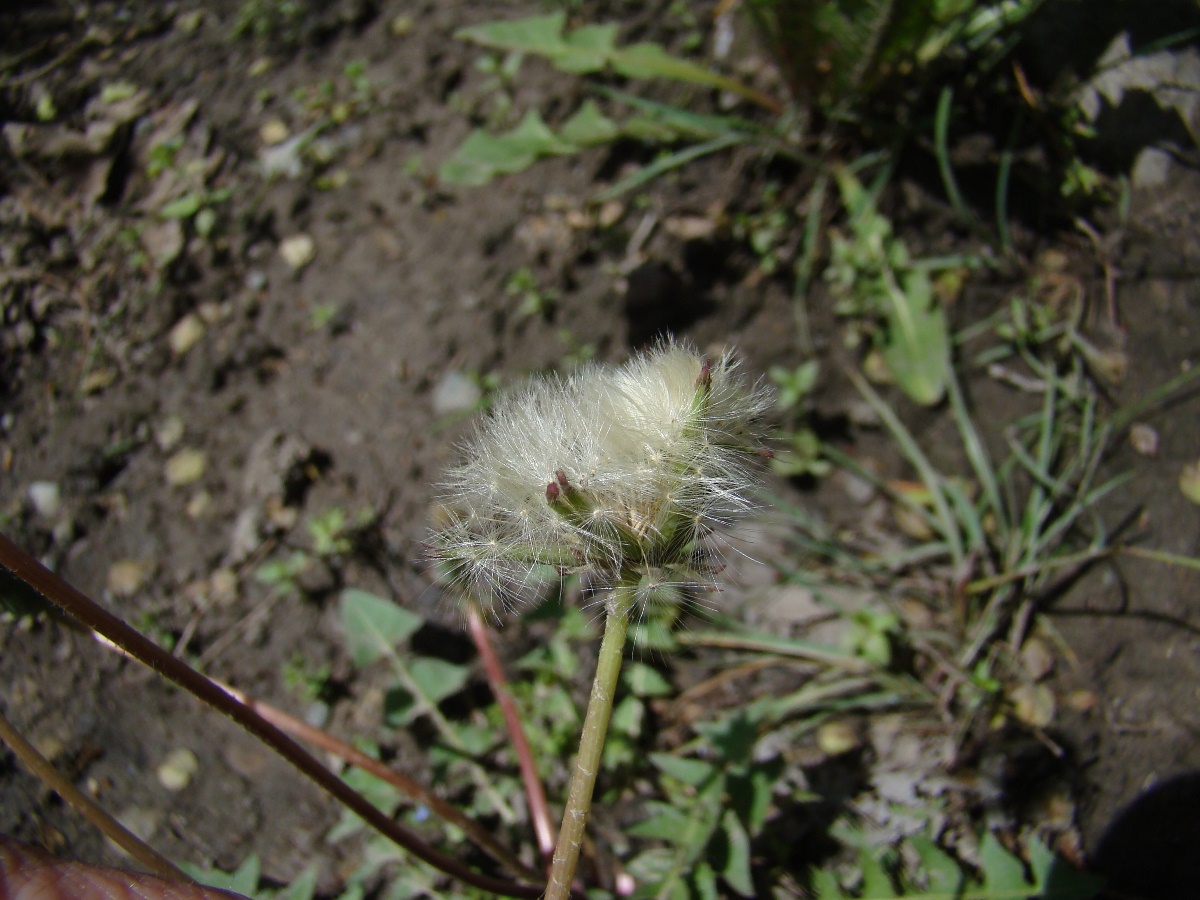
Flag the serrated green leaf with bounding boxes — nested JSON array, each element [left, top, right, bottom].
[[559, 100, 620, 146], [880, 267, 949, 406], [720, 810, 755, 897], [455, 12, 568, 56], [561, 23, 619, 72], [979, 832, 1032, 893], [439, 111, 578, 186], [408, 656, 470, 704], [650, 752, 719, 787], [339, 588, 423, 667]]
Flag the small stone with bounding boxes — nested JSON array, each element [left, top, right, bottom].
[[1066, 689, 1098, 713], [167, 313, 205, 356], [209, 567, 238, 607], [279, 233, 315, 271], [155, 415, 185, 452], [259, 117, 290, 146], [1010, 682, 1055, 728], [816, 721, 860, 756], [664, 215, 717, 241], [597, 200, 624, 229], [156, 747, 198, 792], [1180, 460, 1200, 505], [389, 14, 415, 36], [141, 218, 185, 268], [80, 368, 116, 394], [165, 448, 206, 487], [185, 490, 212, 518], [1020, 636, 1055, 682], [107, 559, 151, 597], [27, 481, 61, 518], [432, 371, 482, 415], [108, 807, 161, 859], [1129, 423, 1159, 457]]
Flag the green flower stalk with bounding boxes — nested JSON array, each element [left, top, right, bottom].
[[428, 340, 771, 896]]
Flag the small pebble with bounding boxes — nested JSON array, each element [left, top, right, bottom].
[[279, 234, 316, 271], [259, 117, 290, 146], [167, 313, 205, 356], [816, 721, 860, 756], [155, 415, 185, 452], [432, 371, 482, 415], [107, 559, 152, 598], [1129, 422, 1159, 456], [27, 481, 61, 518], [165, 448, 206, 487], [156, 748, 198, 792]]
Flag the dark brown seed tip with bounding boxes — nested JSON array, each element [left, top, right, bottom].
[[696, 358, 712, 391], [555, 469, 572, 490], [545, 481, 560, 504]]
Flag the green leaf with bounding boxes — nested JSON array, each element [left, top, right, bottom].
[[409, 657, 470, 704], [811, 867, 850, 900], [623, 660, 672, 697], [455, 13, 568, 57], [561, 23, 619, 72], [979, 832, 1031, 893], [859, 847, 897, 898], [693, 860, 720, 900], [439, 110, 577, 186], [880, 267, 949, 406], [612, 42, 734, 92], [559, 100, 620, 146], [182, 854, 261, 896], [720, 810, 755, 897], [339, 588, 423, 667], [650, 752, 719, 787], [627, 801, 691, 838], [1029, 837, 1105, 900], [160, 192, 203, 219], [275, 865, 319, 900], [908, 835, 964, 894]]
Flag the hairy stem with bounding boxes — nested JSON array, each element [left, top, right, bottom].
[[545, 580, 636, 900]]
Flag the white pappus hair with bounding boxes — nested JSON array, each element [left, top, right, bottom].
[[428, 339, 772, 619]]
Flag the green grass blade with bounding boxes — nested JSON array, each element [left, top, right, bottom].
[[846, 369, 965, 564], [594, 133, 744, 202]]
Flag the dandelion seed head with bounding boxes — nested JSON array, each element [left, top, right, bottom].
[[428, 338, 772, 618]]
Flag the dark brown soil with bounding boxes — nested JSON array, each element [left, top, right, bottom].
[[2, 2, 1198, 896]]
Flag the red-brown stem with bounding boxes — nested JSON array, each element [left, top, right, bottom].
[[0, 707, 189, 882], [0, 530, 543, 900], [465, 603, 557, 865], [213, 681, 539, 883]]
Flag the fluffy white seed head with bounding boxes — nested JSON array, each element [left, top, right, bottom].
[[428, 339, 772, 617]]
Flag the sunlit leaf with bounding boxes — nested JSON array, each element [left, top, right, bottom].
[[340, 588, 423, 667], [409, 657, 470, 705], [720, 810, 755, 897]]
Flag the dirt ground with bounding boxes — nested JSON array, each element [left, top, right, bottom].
[[1, 1, 1199, 896]]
